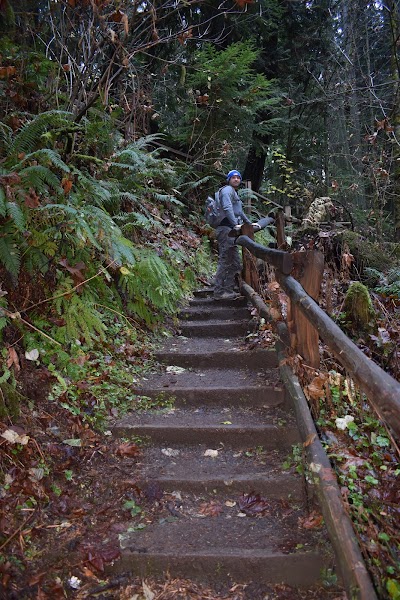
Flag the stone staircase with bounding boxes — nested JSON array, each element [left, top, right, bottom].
[[111, 289, 340, 596]]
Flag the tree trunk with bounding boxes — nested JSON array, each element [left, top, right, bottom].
[[242, 144, 267, 193], [387, 0, 400, 241]]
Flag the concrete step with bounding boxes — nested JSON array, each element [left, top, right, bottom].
[[131, 367, 284, 408], [155, 336, 278, 369], [189, 296, 248, 308], [112, 405, 299, 449], [179, 319, 253, 338], [192, 287, 214, 298], [112, 497, 331, 586], [130, 445, 305, 499], [113, 422, 298, 448], [179, 306, 251, 321]]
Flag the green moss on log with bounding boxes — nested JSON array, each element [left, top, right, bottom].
[[343, 282, 375, 332]]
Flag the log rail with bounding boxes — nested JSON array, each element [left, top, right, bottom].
[[235, 233, 400, 440]]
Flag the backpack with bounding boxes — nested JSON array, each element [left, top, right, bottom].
[[204, 188, 224, 228]]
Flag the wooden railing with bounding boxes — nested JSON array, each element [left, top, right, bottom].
[[235, 229, 400, 440]]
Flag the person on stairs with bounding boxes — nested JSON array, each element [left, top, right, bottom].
[[213, 170, 251, 301]]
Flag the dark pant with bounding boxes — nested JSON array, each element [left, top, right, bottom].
[[213, 226, 241, 296]]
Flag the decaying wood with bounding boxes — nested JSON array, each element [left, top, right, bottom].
[[241, 223, 260, 292], [287, 250, 325, 369], [275, 210, 287, 249]]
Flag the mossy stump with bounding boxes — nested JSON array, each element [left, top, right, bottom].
[[342, 282, 375, 332]]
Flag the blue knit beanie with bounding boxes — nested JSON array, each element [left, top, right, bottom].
[[226, 170, 242, 182]]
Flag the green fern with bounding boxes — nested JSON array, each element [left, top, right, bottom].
[[19, 165, 62, 195], [6, 201, 25, 231], [115, 212, 156, 232], [8, 110, 73, 159], [0, 236, 21, 280], [119, 248, 183, 321], [0, 187, 7, 217], [152, 191, 183, 207], [53, 278, 106, 345], [0, 122, 12, 158], [72, 169, 112, 208], [28, 229, 58, 257], [13, 149, 70, 173]]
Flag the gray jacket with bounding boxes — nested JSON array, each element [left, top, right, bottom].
[[219, 185, 251, 228]]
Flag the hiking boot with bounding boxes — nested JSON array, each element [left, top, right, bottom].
[[214, 291, 241, 301]]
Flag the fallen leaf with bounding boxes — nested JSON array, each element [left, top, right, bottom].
[[198, 500, 223, 517], [161, 448, 179, 457], [25, 348, 39, 361], [142, 580, 156, 600], [6, 346, 20, 372], [299, 511, 323, 529], [303, 433, 317, 447], [204, 449, 218, 458], [116, 442, 140, 457], [1, 428, 30, 445], [166, 365, 186, 374], [238, 491, 270, 515], [225, 500, 236, 507], [62, 438, 82, 447]]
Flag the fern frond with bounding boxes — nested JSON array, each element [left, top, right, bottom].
[[177, 175, 214, 192], [126, 299, 156, 327], [19, 165, 62, 194], [152, 192, 184, 207], [9, 110, 73, 157], [119, 248, 182, 318], [28, 229, 58, 257], [0, 122, 13, 158], [115, 212, 155, 231], [110, 235, 136, 266], [13, 149, 70, 173], [0, 187, 7, 217], [130, 133, 164, 151], [6, 201, 25, 231], [73, 170, 111, 208], [56, 294, 106, 345], [41, 203, 102, 251], [0, 237, 21, 279]]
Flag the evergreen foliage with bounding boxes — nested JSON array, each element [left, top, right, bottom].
[[157, 41, 280, 167]]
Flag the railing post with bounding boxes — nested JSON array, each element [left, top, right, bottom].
[[287, 250, 325, 368], [241, 223, 260, 292], [275, 210, 286, 249]]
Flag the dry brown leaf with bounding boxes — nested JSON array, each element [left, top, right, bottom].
[[303, 433, 317, 447], [116, 442, 141, 457], [299, 511, 323, 529], [198, 500, 223, 517], [6, 346, 20, 372]]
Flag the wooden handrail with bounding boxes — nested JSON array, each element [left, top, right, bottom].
[[237, 238, 400, 440], [236, 235, 293, 275], [279, 274, 400, 439]]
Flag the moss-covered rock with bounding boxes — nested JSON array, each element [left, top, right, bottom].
[[342, 282, 376, 332]]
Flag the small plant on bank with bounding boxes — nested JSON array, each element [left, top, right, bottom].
[[305, 370, 400, 599]]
